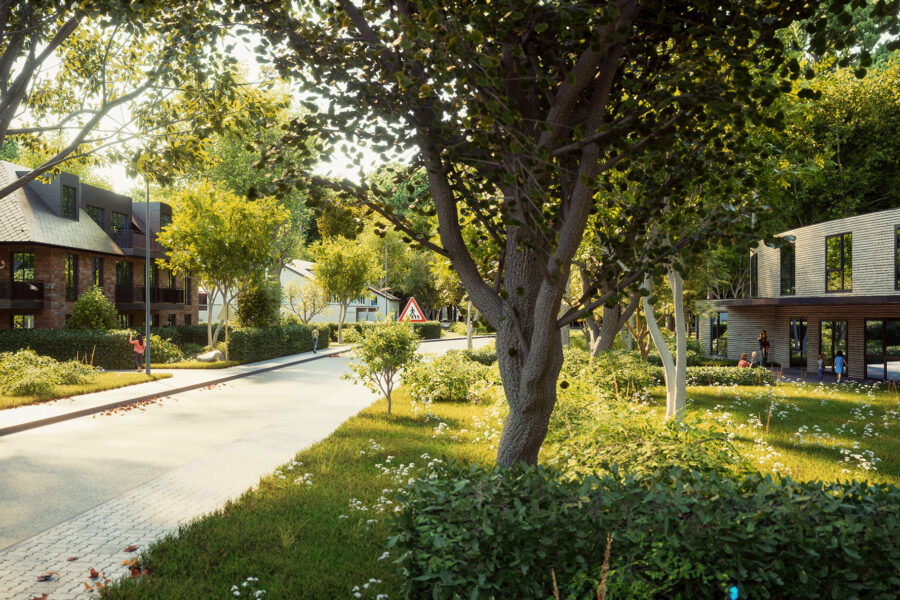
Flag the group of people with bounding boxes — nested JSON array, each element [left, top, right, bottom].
[[736, 329, 849, 383]]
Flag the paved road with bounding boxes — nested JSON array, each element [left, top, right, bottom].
[[0, 337, 489, 599]]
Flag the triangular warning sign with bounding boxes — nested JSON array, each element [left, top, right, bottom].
[[399, 297, 426, 322]]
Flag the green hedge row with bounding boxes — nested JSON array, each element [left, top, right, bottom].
[[391, 461, 900, 599], [0, 329, 134, 370], [226, 324, 330, 363], [317, 320, 443, 342], [149, 325, 209, 347]]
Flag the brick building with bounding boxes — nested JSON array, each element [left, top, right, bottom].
[[0, 160, 198, 329], [699, 208, 900, 381]]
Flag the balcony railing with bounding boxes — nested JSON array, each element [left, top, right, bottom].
[[115, 286, 184, 304], [111, 229, 166, 253], [0, 280, 44, 301]]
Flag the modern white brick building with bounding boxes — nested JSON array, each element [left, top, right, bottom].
[[699, 208, 900, 381]]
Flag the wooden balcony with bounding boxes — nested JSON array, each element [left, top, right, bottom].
[[0, 280, 44, 310]]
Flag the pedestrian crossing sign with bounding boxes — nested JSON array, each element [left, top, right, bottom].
[[399, 297, 426, 322]]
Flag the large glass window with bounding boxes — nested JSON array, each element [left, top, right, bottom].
[[92, 257, 104, 287], [87, 205, 104, 228], [11, 315, 34, 329], [167, 314, 176, 327], [65, 254, 78, 301], [780, 243, 795, 295], [117, 313, 131, 329], [820, 320, 849, 372], [789, 319, 807, 367], [150, 264, 159, 288], [12, 252, 35, 282], [61, 185, 77, 218], [749, 253, 758, 298], [710, 312, 728, 356], [825, 232, 852, 291], [116, 261, 133, 287], [895, 226, 900, 290], [111, 211, 127, 233], [865, 320, 900, 382]]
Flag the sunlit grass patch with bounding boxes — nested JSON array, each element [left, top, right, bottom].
[[0, 372, 172, 410]]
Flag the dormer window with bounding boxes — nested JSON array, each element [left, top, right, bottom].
[[61, 185, 77, 219], [825, 232, 852, 292]]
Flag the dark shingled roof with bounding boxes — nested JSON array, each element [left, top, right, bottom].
[[0, 161, 123, 256]]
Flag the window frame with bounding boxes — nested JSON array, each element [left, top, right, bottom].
[[895, 226, 900, 290], [92, 257, 104, 288], [86, 205, 105, 228], [825, 232, 852, 292], [780, 242, 796, 296], [11, 252, 35, 282], [65, 254, 79, 301], [61, 185, 77, 219], [11, 314, 34, 329], [111, 211, 127, 234], [167, 314, 177, 327]]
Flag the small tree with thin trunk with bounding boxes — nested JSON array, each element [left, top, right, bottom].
[[282, 279, 329, 323], [312, 238, 382, 343], [343, 320, 420, 414]]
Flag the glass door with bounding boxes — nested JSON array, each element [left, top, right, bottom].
[[789, 319, 807, 367], [867, 320, 900, 381], [820, 320, 848, 373]]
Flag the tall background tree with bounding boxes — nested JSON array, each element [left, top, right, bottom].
[[235, 0, 898, 465]]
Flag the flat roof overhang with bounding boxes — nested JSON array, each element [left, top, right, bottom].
[[710, 295, 900, 308]]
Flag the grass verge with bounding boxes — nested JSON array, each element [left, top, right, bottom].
[[0, 372, 173, 410], [150, 360, 241, 369], [103, 388, 499, 599]]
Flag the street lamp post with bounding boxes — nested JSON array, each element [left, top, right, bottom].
[[144, 177, 151, 375]]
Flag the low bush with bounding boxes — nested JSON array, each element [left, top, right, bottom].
[[0, 329, 133, 369], [148, 325, 210, 347], [463, 343, 497, 365], [645, 337, 706, 367], [686, 366, 776, 386], [402, 350, 494, 403], [227, 324, 329, 363], [0, 349, 97, 396], [66, 286, 117, 330], [181, 343, 204, 358], [148, 334, 184, 364], [390, 461, 900, 600]]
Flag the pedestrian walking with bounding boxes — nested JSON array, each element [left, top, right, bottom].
[[757, 330, 770, 366], [817, 353, 825, 383], [312, 327, 319, 354], [834, 350, 847, 383], [129, 332, 146, 372]]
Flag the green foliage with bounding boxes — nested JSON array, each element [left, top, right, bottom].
[[686, 366, 776, 386], [236, 278, 282, 328], [0, 329, 134, 370], [181, 343, 204, 358], [227, 325, 329, 363], [65, 286, 118, 330], [344, 320, 420, 413], [645, 337, 706, 367], [463, 343, 497, 365], [389, 461, 900, 599], [148, 334, 184, 364], [0, 350, 97, 396], [312, 238, 381, 342], [402, 351, 495, 403]]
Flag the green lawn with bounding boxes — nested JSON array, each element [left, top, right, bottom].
[[0, 372, 173, 410], [103, 388, 499, 599], [151, 360, 240, 369], [101, 379, 898, 598]]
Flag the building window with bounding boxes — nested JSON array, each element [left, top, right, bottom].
[[116, 261, 133, 287], [749, 253, 758, 298], [92, 257, 104, 287], [820, 320, 849, 372], [65, 254, 78, 301], [160, 213, 171, 229], [87, 205, 104, 228], [895, 226, 900, 290], [117, 313, 131, 328], [167, 314, 177, 327], [825, 232, 852, 292], [152, 314, 160, 327], [11, 315, 34, 329], [185, 314, 192, 325], [150, 264, 159, 288], [185, 277, 192, 305], [62, 185, 77, 219], [780, 243, 795, 295], [789, 319, 807, 367], [198, 292, 207, 308], [709, 312, 727, 356], [111, 211, 127, 233], [12, 252, 35, 282], [167, 271, 176, 289]]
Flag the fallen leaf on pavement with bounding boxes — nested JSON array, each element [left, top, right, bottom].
[[123, 544, 138, 552], [121, 559, 137, 566], [31, 595, 48, 600], [130, 566, 142, 578], [84, 582, 93, 591], [36, 571, 58, 582], [96, 581, 105, 589], [66, 556, 78, 561], [89, 568, 99, 578]]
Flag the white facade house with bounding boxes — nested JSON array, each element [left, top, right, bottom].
[[699, 207, 900, 381], [199, 259, 400, 325]]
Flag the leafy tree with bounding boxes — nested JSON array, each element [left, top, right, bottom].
[[343, 320, 420, 414], [0, 2, 275, 199], [66, 286, 117, 330], [238, 0, 896, 465], [156, 181, 290, 346], [236, 277, 282, 328], [312, 238, 382, 343], [282, 279, 329, 324]]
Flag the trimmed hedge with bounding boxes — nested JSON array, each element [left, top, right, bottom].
[[0, 329, 134, 370], [319, 320, 443, 342], [390, 461, 900, 600], [148, 325, 209, 347], [226, 324, 330, 363]]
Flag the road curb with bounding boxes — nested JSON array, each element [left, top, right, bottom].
[[0, 346, 353, 438]]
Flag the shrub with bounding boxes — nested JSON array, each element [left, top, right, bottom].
[[463, 342, 497, 365], [181, 343, 204, 358], [645, 336, 706, 366], [402, 350, 494, 403], [686, 366, 776, 386], [343, 320, 420, 414], [389, 462, 900, 600], [236, 278, 282, 327], [0, 329, 134, 369], [0, 350, 97, 396], [227, 324, 329, 363], [412, 321, 442, 340], [450, 321, 468, 336], [66, 286, 118, 330], [148, 334, 184, 364]]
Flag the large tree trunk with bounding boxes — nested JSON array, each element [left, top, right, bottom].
[[584, 293, 640, 359]]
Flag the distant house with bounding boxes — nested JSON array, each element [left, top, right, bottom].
[[699, 208, 900, 381], [0, 161, 198, 329], [199, 259, 400, 324]]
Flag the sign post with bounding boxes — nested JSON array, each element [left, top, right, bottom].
[[399, 297, 426, 322]]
